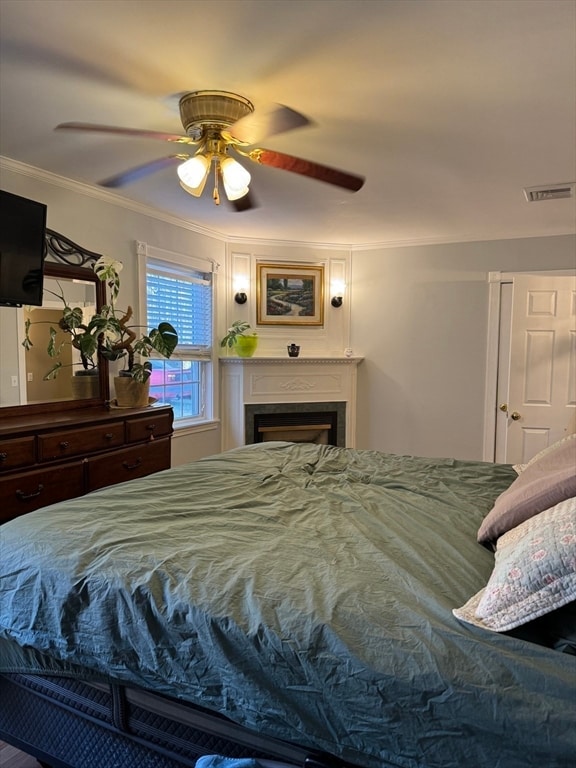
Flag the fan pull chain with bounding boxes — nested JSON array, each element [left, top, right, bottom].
[[212, 161, 220, 205]]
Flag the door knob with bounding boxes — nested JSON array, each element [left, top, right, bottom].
[[499, 403, 508, 413], [510, 411, 521, 421]]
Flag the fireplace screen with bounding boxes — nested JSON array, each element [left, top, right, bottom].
[[245, 402, 345, 447]]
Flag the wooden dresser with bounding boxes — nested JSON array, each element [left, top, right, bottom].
[[0, 404, 173, 523]]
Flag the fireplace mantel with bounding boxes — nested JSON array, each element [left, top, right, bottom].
[[220, 356, 363, 451], [220, 356, 363, 365]]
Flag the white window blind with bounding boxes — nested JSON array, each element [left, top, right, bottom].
[[146, 258, 213, 357]]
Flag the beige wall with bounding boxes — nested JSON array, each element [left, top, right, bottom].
[[24, 306, 73, 402], [0, 305, 21, 406]]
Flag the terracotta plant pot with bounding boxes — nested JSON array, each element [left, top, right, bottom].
[[235, 334, 258, 358], [114, 375, 150, 408]]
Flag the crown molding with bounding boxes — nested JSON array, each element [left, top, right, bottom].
[[0, 156, 226, 242], [350, 229, 576, 251], [223, 233, 353, 250]]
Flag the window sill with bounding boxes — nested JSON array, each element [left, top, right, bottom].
[[172, 418, 219, 437]]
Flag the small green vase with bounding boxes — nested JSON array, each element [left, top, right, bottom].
[[235, 334, 258, 358]]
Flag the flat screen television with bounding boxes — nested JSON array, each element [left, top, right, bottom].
[[0, 190, 47, 307]]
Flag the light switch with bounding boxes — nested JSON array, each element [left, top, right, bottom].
[[11, 375, 18, 387]]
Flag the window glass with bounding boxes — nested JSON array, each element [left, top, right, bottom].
[[149, 359, 202, 420], [144, 256, 213, 424], [146, 261, 212, 353]]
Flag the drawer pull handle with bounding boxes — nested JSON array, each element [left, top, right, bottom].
[[146, 424, 156, 431], [0, 452, 7, 463], [16, 484, 44, 501], [59, 441, 70, 450], [104, 433, 114, 440], [123, 458, 143, 471]]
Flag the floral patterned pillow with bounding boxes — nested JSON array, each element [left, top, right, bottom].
[[454, 497, 576, 632]]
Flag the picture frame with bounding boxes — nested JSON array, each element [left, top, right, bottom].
[[256, 263, 325, 326]]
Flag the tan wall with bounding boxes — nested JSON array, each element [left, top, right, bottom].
[[24, 307, 73, 402]]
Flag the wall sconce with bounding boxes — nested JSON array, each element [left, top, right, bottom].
[[233, 277, 249, 304], [331, 280, 346, 308]]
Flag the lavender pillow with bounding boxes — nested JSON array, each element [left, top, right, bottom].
[[455, 498, 576, 632], [515, 432, 576, 475], [478, 436, 576, 548]]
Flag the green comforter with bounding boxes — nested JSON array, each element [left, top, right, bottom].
[[1, 442, 574, 768]]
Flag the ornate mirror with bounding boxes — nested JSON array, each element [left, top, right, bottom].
[[0, 229, 109, 417]]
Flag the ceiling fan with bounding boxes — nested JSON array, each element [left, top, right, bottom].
[[55, 90, 365, 211]]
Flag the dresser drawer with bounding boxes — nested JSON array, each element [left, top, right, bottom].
[[0, 462, 85, 521], [126, 412, 173, 444], [0, 404, 172, 523], [87, 438, 171, 492], [38, 422, 125, 462], [0, 436, 36, 472]]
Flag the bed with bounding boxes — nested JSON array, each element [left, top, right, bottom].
[[1, 439, 575, 768]]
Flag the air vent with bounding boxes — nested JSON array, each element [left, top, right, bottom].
[[523, 183, 575, 202]]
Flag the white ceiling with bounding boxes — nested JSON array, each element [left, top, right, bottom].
[[1, 0, 575, 247]]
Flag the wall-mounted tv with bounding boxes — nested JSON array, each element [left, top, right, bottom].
[[0, 190, 47, 307]]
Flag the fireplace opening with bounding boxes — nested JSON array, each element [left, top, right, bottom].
[[255, 412, 337, 446], [245, 402, 345, 447]]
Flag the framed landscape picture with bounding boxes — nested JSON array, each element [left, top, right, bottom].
[[256, 263, 325, 326]]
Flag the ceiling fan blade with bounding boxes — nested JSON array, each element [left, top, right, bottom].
[[99, 155, 185, 188], [55, 122, 198, 146], [224, 104, 311, 145], [245, 148, 364, 192]]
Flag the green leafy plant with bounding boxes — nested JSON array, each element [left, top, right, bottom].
[[220, 320, 256, 349], [22, 282, 101, 380], [92, 257, 178, 383], [23, 257, 179, 384]]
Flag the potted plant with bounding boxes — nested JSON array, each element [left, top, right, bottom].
[[22, 282, 102, 399], [91, 257, 178, 406], [220, 320, 258, 358], [23, 257, 178, 406]]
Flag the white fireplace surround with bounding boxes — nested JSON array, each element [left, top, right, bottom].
[[220, 356, 363, 451]]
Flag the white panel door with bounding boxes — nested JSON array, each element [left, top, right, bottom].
[[500, 274, 576, 464]]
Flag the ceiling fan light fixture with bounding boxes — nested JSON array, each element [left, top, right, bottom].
[[177, 154, 210, 189], [179, 178, 208, 198], [221, 157, 251, 193], [179, 162, 210, 198], [223, 180, 250, 201]]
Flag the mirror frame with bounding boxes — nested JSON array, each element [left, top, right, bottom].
[[2, 229, 110, 418]]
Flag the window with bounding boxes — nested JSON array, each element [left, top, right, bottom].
[[149, 359, 202, 421], [140, 245, 215, 424]]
